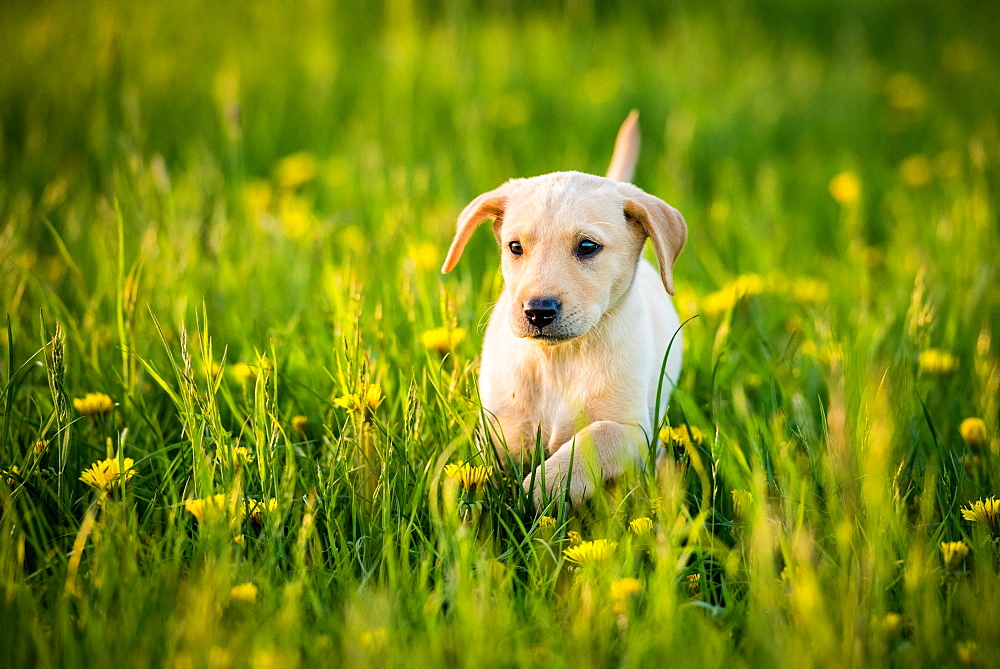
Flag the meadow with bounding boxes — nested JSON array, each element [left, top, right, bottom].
[[2, 1, 999, 666]]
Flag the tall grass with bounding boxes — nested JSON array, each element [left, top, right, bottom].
[[2, 1, 999, 666]]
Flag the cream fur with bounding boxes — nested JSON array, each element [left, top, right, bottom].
[[443, 112, 687, 506]]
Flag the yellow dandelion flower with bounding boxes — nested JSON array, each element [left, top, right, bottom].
[[221, 446, 253, 465], [701, 274, 766, 316], [406, 241, 441, 273], [538, 515, 556, 529], [731, 489, 753, 518], [275, 152, 316, 189], [291, 415, 309, 434], [918, 348, 959, 375], [231, 363, 255, 382], [229, 582, 258, 603], [443, 463, 493, 490], [659, 425, 704, 448], [364, 384, 384, 410], [629, 517, 654, 536], [245, 179, 272, 216], [700, 290, 738, 318], [361, 627, 388, 648], [882, 613, 903, 634], [829, 171, 861, 205], [732, 274, 765, 296], [73, 392, 114, 417], [563, 539, 617, 568], [421, 327, 466, 355], [278, 193, 316, 239], [900, 155, 933, 187], [610, 577, 642, 613], [940, 541, 969, 570], [957, 640, 978, 666], [791, 278, 829, 304], [687, 572, 701, 595], [233, 534, 246, 547], [333, 384, 384, 416], [959, 418, 987, 449], [957, 640, 977, 666], [79, 457, 135, 491], [185, 494, 242, 523], [610, 577, 642, 601], [700, 274, 765, 317], [34, 439, 49, 455], [4, 465, 21, 486], [567, 530, 582, 547], [961, 497, 1000, 535], [249, 498, 278, 524]]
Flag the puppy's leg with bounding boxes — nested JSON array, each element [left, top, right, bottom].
[[524, 421, 647, 507], [481, 411, 547, 475]]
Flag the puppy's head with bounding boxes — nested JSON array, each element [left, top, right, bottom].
[[442, 171, 686, 344]]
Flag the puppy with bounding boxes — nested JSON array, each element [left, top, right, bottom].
[[442, 112, 687, 506]]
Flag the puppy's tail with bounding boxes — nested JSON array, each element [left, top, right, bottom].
[[606, 110, 640, 183]]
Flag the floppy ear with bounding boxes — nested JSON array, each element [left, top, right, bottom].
[[618, 185, 687, 295], [441, 186, 510, 273]]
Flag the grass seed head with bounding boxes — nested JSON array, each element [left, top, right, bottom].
[[731, 489, 753, 518]]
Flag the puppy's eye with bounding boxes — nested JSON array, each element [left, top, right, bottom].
[[576, 239, 602, 257], [509, 241, 523, 256]]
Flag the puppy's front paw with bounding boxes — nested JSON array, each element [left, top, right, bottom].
[[523, 471, 550, 509], [523, 463, 590, 509]]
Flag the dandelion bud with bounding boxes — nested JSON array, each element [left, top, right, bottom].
[[940, 541, 969, 570]]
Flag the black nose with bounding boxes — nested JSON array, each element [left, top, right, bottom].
[[524, 297, 561, 328]]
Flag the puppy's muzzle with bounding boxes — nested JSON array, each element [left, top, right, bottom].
[[523, 297, 561, 329]]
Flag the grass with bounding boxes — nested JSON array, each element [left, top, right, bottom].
[[2, 0, 1000, 666]]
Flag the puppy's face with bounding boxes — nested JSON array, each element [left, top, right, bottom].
[[496, 173, 645, 343], [443, 170, 687, 344]]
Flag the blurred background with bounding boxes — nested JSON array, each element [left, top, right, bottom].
[[2, 2, 1000, 666], [2, 0, 997, 336]]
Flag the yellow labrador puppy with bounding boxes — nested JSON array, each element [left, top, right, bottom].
[[442, 112, 687, 506]]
